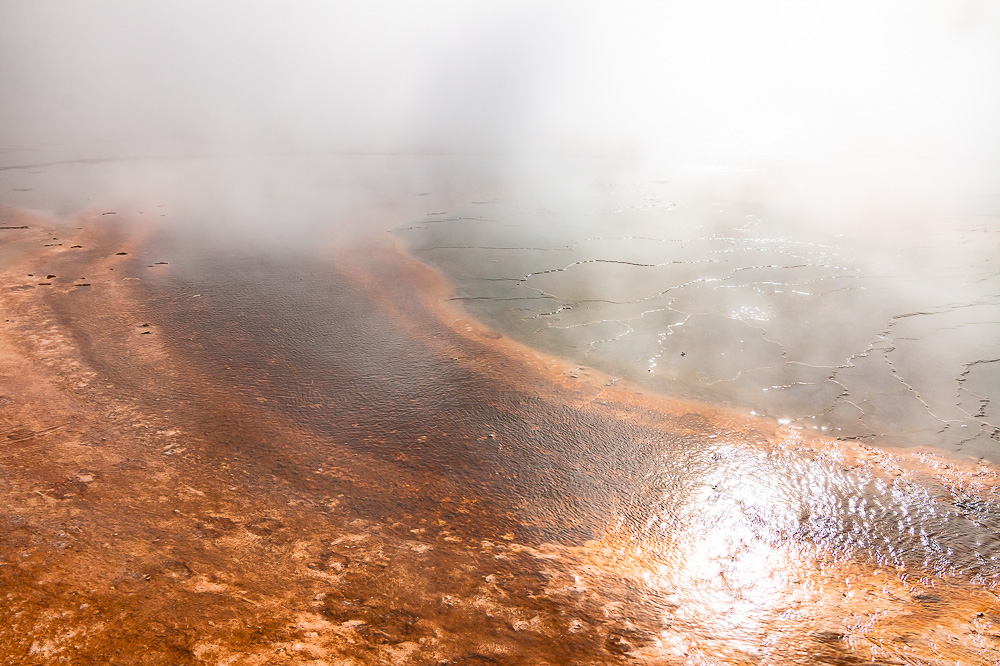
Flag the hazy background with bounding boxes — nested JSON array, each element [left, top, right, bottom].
[[3, 1, 1000, 245], [3, 1, 999, 175]]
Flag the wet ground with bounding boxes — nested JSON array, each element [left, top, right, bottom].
[[1, 155, 999, 664]]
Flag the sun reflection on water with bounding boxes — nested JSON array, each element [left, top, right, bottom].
[[599, 442, 836, 660], [657, 449, 822, 648], [591, 432, 1000, 663]]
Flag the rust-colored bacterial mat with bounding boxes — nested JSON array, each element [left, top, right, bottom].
[[1, 204, 998, 665]]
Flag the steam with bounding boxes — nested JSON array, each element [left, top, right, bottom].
[[1, 1, 998, 457], [2, 1, 999, 223]]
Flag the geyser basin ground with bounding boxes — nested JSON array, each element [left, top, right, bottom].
[[1, 155, 998, 664]]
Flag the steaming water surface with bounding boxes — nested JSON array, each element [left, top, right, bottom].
[[2, 154, 999, 663]]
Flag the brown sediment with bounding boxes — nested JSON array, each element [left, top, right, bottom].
[[0, 209, 998, 665]]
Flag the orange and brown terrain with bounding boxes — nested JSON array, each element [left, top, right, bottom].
[[1, 206, 998, 665]]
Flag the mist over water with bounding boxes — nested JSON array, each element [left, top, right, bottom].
[[4, 1, 1000, 165], [2, 4, 999, 443], [4, 4, 1000, 663], [3, 1, 1000, 455]]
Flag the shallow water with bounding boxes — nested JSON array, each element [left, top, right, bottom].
[[395, 173, 1000, 463], [1, 154, 999, 663]]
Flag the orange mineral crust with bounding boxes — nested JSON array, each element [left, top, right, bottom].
[[0, 208, 998, 665]]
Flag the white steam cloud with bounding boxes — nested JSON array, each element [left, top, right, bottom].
[[2, 1, 999, 225], [2, 1, 998, 159]]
